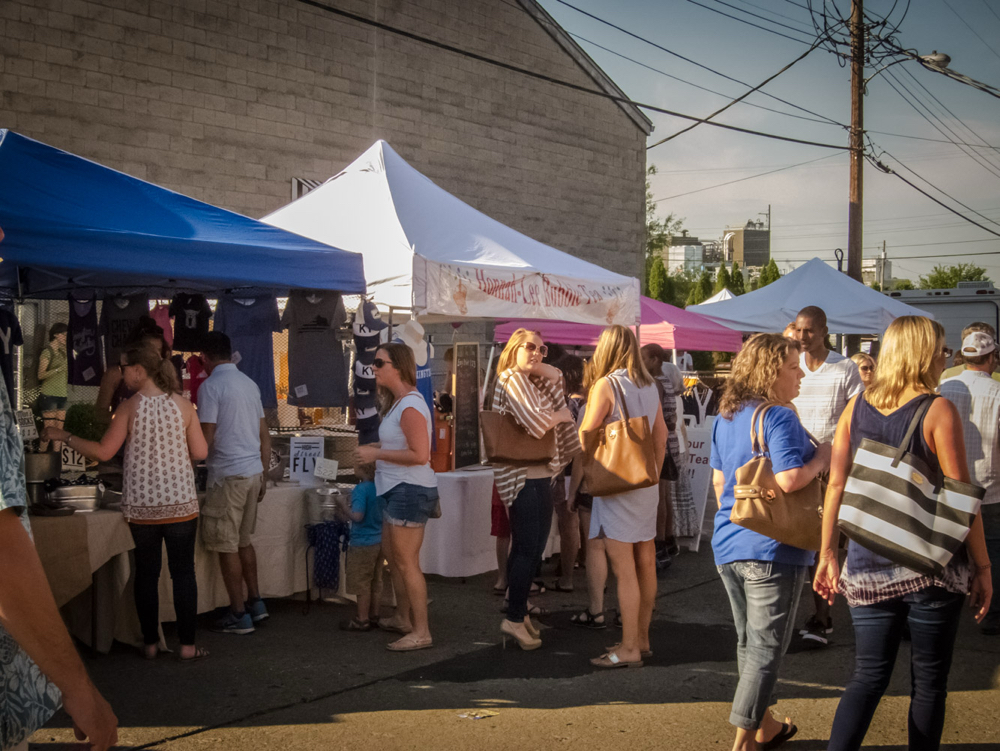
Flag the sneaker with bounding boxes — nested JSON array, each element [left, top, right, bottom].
[[246, 598, 269, 623], [664, 537, 681, 557], [800, 616, 832, 645], [213, 610, 255, 635], [655, 549, 673, 572], [798, 615, 833, 636]]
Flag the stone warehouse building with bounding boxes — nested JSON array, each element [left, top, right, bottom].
[[1, 0, 652, 279]]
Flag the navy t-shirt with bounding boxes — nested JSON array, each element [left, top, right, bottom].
[[710, 402, 816, 567], [213, 296, 281, 409]]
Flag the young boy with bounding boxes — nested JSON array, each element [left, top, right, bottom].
[[339, 463, 383, 631]]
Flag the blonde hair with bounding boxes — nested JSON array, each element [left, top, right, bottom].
[[496, 328, 542, 375], [124, 342, 179, 394], [589, 325, 653, 392], [851, 352, 875, 371], [718, 333, 797, 418], [865, 316, 945, 409]]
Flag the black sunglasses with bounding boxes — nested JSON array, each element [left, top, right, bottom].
[[372, 358, 390, 369]]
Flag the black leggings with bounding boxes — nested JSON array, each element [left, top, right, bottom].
[[129, 518, 199, 646], [505, 478, 553, 622]]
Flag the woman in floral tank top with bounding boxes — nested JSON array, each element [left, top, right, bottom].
[[44, 343, 208, 661]]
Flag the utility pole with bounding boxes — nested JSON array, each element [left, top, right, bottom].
[[846, 0, 865, 354]]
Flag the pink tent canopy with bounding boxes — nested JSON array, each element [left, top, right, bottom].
[[495, 296, 743, 352]]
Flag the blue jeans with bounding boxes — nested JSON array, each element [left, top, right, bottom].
[[506, 478, 553, 622], [717, 560, 807, 730], [828, 587, 964, 751], [982, 503, 1000, 621]]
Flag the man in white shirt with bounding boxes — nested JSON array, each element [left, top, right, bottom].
[[792, 305, 864, 645], [940, 330, 1000, 635], [677, 350, 693, 372]]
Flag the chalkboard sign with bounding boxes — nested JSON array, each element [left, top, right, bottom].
[[452, 342, 481, 469]]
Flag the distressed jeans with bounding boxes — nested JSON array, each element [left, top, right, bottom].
[[717, 560, 808, 730], [827, 587, 964, 751]]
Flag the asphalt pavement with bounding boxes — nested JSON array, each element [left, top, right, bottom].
[[30, 512, 1000, 751]]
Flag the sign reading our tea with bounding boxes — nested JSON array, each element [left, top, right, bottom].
[[289, 436, 324, 483]]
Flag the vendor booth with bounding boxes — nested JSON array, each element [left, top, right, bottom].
[[0, 130, 368, 651], [495, 295, 744, 351], [263, 139, 641, 327], [688, 257, 933, 333], [263, 139, 649, 580]]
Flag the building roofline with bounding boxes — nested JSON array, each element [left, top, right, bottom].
[[517, 0, 654, 135]]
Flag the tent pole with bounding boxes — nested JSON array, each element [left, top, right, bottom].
[[481, 344, 497, 410]]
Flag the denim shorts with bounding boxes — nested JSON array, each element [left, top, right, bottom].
[[380, 482, 439, 527], [36, 394, 67, 411]]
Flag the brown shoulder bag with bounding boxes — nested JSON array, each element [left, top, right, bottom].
[[729, 403, 824, 551], [480, 375, 556, 466], [581, 376, 659, 497]]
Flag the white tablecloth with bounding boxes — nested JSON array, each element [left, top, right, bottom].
[[420, 468, 496, 577]]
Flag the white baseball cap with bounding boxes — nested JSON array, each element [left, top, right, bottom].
[[962, 331, 996, 357]]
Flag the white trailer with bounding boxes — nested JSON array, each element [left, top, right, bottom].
[[884, 282, 1000, 352]]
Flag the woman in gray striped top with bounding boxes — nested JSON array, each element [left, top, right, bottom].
[[492, 329, 580, 651]]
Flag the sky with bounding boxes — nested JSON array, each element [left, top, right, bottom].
[[535, 0, 1000, 285]]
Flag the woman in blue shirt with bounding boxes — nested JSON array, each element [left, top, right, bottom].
[[711, 333, 832, 751]]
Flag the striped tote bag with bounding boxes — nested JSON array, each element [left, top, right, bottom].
[[838, 398, 984, 578]]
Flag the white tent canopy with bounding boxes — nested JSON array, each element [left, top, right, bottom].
[[688, 257, 933, 333], [264, 140, 639, 326], [702, 288, 735, 304]]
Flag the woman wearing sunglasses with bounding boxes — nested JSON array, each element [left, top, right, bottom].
[[491, 329, 579, 650], [849, 353, 876, 390], [354, 343, 438, 652]]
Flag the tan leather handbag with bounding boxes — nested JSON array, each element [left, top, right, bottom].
[[581, 376, 659, 497], [480, 377, 556, 465], [730, 403, 824, 551]]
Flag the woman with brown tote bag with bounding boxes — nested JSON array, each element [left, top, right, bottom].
[[578, 325, 666, 669]]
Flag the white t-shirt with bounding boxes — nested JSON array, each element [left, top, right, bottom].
[[678, 352, 693, 372], [792, 350, 864, 444], [940, 369, 1000, 505]]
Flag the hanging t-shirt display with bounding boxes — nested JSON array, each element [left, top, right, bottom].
[[68, 298, 103, 386], [150, 303, 174, 348], [185, 355, 209, 406], [281, 291, 349, 407], [0, 307, 23, 404], [213, 296, 281, 408], [100, 294, 150, 368], [169, 293, 212, 352]]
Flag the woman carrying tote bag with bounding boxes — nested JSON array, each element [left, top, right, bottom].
[[710, 333, 831, 751], [814, 316, 992, 751], [489, 329, 578, 651], [578, 325, 666, 669]]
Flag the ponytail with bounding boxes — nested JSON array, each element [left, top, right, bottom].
[[124, 343, 179, 394]]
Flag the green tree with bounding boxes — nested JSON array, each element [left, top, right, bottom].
[[919, 263, 991, 289], [686, 270, 713, 306], [648, 258, 668, 301], [642, 165, 685, 294], [714, 263, 731, 294], [890, 278, 915, 291], [730, 261, 746, 295], [758, 258, 781, 287], [870, 281, 882, 292]]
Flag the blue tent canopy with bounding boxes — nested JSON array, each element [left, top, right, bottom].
[[0, 131, 365, 298]]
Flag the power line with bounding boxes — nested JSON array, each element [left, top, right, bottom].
[[898, 66, 1000, 165], [698, 0, 820, 39], [648, 36, 827, 150], [552, 0, 847, 128], [943, 0, 1000, 64], [654, 153, 843, 202], [730, 0, 816, 30], [983, 0, 1000, 26], [570, 33, 836, 127], [295, 0, 851, 151], [868, 128, 1000, 152], [682, 0, 823, 46], [882, 69, 1000, 180], [867, 153, 1000, 239]]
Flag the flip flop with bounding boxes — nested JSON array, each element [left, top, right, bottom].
[[589, 651, 643, 669], [386, 635, 433, 652], [760, 723, 797, 750], [606, 642, 652, 658], [178, 646, 209, 663], [549, 582, 575, 593], [492, 586, 507, 596], [529, 581, 547, 595], [378, 618, 413, 634]]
